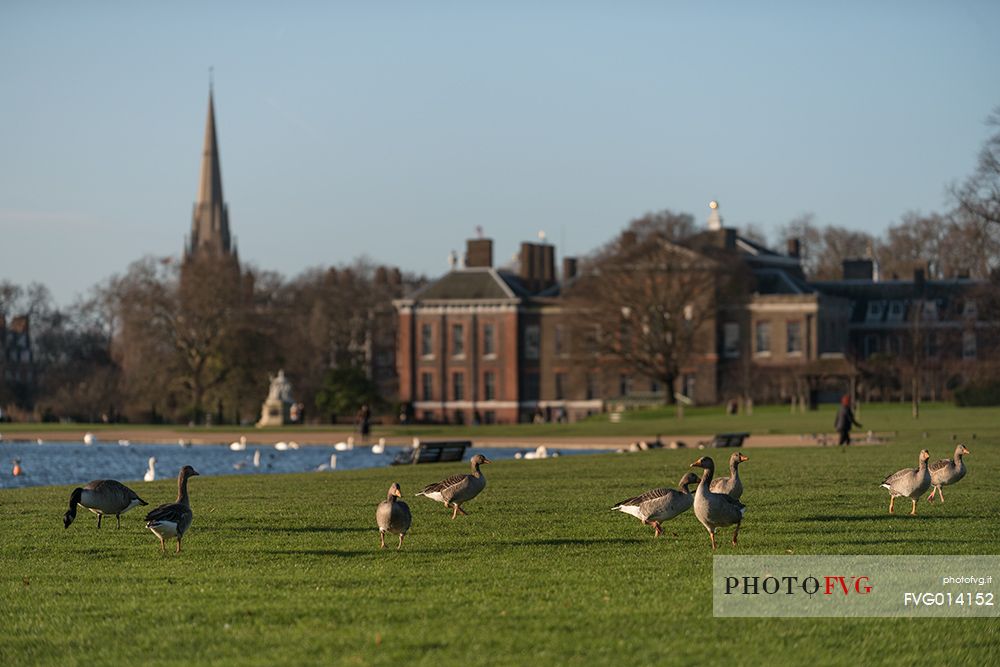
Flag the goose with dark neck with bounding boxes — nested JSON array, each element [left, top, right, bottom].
[[690, 457, 746, 550], [881, 449, 931, 515], [928, 444, 969, 503], [63, 480, 148, 529], [376, 482, 412, 549], [144, 465, 200, 553], [415, 454, 491, 519]]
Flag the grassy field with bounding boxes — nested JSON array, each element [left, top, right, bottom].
[[4, 401, 1000, 441], [1, 407, 999, 665]]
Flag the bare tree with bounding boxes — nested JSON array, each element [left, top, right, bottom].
[[569, 216, 736, 405], [954, 106, 1000, 228]]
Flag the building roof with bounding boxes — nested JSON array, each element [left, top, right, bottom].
[[403, 268, 527, 302]]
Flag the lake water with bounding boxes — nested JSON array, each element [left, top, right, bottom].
[[0, 440, 599, 490]]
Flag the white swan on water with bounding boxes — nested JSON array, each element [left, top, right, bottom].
[[144, 457, 156, 482], [229, 435, 247, 451], [334, 436, 355, 452], [83, 433, 96, 445], [371, 438, 386, 455], [316, 454, 338, 471]]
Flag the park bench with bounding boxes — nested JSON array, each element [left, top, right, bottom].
[[707, 432, 750, 448], [391, 439, 472, 465]]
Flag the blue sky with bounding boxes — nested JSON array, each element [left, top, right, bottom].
[[2, 1, 998, 305]]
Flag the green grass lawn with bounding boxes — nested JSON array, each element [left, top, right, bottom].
[[4, 401, 999, 441], [1, 412, 999, 665]]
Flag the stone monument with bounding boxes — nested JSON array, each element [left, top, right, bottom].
[[258, 369, 294, 426]]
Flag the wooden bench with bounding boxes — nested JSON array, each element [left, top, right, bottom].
[[390, 439, 472, 465], [708, 432, 750, 448]]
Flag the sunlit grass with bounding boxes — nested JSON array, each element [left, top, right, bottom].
[[1, 409, 998, 665]]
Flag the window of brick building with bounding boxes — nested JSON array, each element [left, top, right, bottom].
[[786, 321, 803, 354], [524, 325, 540, 360], [420, 323, 433, 357], [483, 323, 495, 356], [421, 372, 433, 401], [452, 324, 464, 357], [963, 331, 977, 359], [484, 371, 496, 400], [723, 322, 740, 358], [555, 372, 566, 400], [452, 372, 465, 400], [755, 321, 771, 356], [555, 324, 567, 357]]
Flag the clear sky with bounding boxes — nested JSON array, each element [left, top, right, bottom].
[[2, 1, 998, 306]]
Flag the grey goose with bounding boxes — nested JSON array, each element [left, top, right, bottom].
[[416, 454, 491, 519], [64, 480, 148, 529], [690, 456, 746, 550], [709, 451, 749, 500], [612, 472, 699, 537], [145, 465, 200, 553], [881, 449, 931, 515], [928, 444, 969, 503], [376, 482, 412, 549]]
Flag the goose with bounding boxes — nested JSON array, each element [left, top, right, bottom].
[[229, 436, 247, 451], [63, 479, 148, 529], [144, 465, 199, 554], [376, 482, 412, 549], [274, 441, 289, 451], [83, 433, 96, 445], [709, 452, 749, 500], [144, 457, 156, 482], [881, 449, 931, 515], [690, 457, 746, 550], [316, 454, 338, 471], [416, 454, 491, 519], [928, 444, 969, 503], [612, 472, 699, 537]]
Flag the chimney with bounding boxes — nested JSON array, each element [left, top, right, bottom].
[[465, 238, 493, 268], [520, 242, 538, 292], [842, 259, 874, 280], [787, 238, 801, 258], [717, 228, 737, 250], [562, 257, 578, 281], [541, 244, 555, 287]]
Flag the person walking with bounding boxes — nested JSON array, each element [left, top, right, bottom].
[[356, 403, 372, 443], [834, 394, 862, 446]]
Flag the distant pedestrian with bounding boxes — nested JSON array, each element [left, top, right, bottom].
[[834, 395, 862, 446], [356, 403, 372, 443]]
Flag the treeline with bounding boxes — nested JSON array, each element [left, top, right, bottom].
[[0, 258, 420, 424]]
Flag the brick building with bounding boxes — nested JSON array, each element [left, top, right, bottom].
[[394, 206, 993, 420]]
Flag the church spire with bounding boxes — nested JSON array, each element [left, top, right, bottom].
[[187, 83, 233, 260]]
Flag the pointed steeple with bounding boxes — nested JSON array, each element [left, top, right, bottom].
[[186, 84, 233, 261]]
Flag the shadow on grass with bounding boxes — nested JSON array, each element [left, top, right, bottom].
[[252, 526, 371, 534], [504, 537, 648, 547], [797, 514, 975, 523], [267, 548, 374, 558]]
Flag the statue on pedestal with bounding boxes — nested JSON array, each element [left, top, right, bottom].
[[258, 369, 294, 426]]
